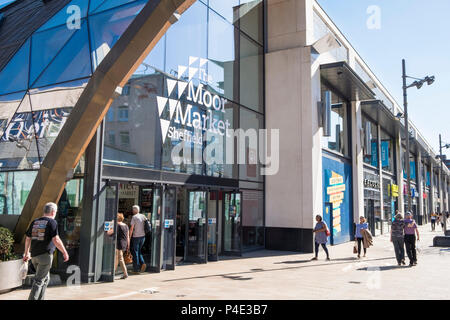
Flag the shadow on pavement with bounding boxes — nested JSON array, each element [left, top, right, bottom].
[[163, 256, 396, 283], [356, 265, 408, 271]]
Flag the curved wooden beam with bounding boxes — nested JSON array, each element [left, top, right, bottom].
[[14, 0, 196, 242]]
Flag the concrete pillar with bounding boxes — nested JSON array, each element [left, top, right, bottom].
[[351, 101, 364, 225], [377, 124, 384, 231], [417, 152, 424, 224], [430, 162, 435, 212]]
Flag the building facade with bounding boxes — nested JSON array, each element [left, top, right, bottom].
[[0, 0, 448, 283]]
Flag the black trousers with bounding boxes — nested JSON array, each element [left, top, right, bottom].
[[357, 237, 366, 255], [431, 220, 436, 230], [314, 242, 329, 258], [404, 234, 417, 263]]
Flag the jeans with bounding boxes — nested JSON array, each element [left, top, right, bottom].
[[392, 236, 405, 264], [314, 242, 329, 258], [28, 253, 53, 300], [356, 237, 366, 256], [131, 236, 145, 272], [404, 234, 417, 264], [431, 220, 436, 231]]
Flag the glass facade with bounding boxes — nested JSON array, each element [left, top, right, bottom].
[[362, 114, 378, 167], [380, 130, 394, 173], [321, 100, 349, 157]]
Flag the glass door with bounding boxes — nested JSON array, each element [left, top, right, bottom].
[[185, 190, 207, 263], [100, 184, 119, 282], [162, 186, 177, 270], [222, 192, 242, 255], [207, 191, 219, 261], [149, 186, 162, 272]]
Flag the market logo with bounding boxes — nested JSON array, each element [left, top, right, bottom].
[[155, 56, 230, 145]]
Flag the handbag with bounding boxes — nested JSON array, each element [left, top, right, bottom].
[[124, 250, 133, 265], [324, 222, 330, 237], [353, 241, 358, 254]]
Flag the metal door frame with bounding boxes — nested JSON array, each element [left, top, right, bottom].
[[184, 188, 208, 264], [161, 184, 177, 270], [207, 189, 219, 262], [221, 190, 242, 256]]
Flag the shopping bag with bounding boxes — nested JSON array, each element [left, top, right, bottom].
[[19, 261, 28, 280], [124, 251, 133, 265], [353, 241, 358, 254]]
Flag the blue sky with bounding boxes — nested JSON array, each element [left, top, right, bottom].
[[318, 0, 450, 158]]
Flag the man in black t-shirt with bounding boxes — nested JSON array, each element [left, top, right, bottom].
[[23, 202, 69, 300]]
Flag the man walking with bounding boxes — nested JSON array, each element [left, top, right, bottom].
[[129, 205, 147, 273], [23, 202, 69, 300], [404, 212, 420, 266]]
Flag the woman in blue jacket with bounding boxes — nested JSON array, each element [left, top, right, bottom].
[[355, 216, 369, 258]]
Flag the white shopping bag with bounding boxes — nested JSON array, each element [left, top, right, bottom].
[[19, 261, 28, 280]]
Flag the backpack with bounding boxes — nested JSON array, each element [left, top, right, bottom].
[[143, 216, 152, 236]]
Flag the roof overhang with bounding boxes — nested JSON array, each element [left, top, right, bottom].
[[361, 100, 399, 139], [320, 61, 375, 102]]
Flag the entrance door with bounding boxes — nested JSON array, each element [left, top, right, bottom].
[[323, 202, 333, 244], [185, 190, 207, 263], [162, 186, 177, 270], [222, 192, 241, 255], [149, 186, 162, 272], [367, 200, 376, 235], [100, 184, 119, 282], [207, 191, 219, 261]]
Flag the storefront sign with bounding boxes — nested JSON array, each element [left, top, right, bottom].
[[156, 57, 231, 146], [390, 184, 399, 197], [363, 178, 380, 190], [208, 218, 216, 225], [381, 141, 389, 168]]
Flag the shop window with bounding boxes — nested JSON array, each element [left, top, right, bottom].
[[380, 130, 394, 173], [0, 171, 37, 215], [321, 101, 349, 157], [242, 189, 264, 250], [362, 115, 378, 167], [0, 91, 27, 139], [106, 108, 114, 122]]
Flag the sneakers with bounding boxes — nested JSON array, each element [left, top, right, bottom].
[[120, 275, 128, 279], [311, 257, 318, 261], [413, 261, 417, 266], [326, 257, 330, 261], [140, 263, 147, 272]]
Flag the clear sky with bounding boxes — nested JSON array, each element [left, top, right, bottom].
[[317, 0, 450, 158]]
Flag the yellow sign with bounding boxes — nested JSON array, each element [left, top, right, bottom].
[[328, 171, 345, 235], [390, 184, 399, 197]]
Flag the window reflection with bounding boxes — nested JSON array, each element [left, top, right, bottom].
[[240, 33, 263, 112], [0, 171, 37, 215], [321, 100, 349, 157], [380, 130, 394, 173], [362, 115, 378, 167]]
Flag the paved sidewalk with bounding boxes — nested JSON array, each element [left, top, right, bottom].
[[1, 223, 449, 300]]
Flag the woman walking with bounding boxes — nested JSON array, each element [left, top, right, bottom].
[[108, 213, 130, 279], [311, 215, 330, 261], [355, 216, 369, 258], [390, 213, 406, 266]]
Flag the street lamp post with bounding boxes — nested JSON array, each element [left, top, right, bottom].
[[439, 134, 450, 234], [401, 59, 435, 215]]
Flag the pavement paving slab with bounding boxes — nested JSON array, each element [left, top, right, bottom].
[[1, 223, 448, 300]]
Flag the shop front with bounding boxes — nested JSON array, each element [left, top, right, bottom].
[[363, 170, 381, 236]]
